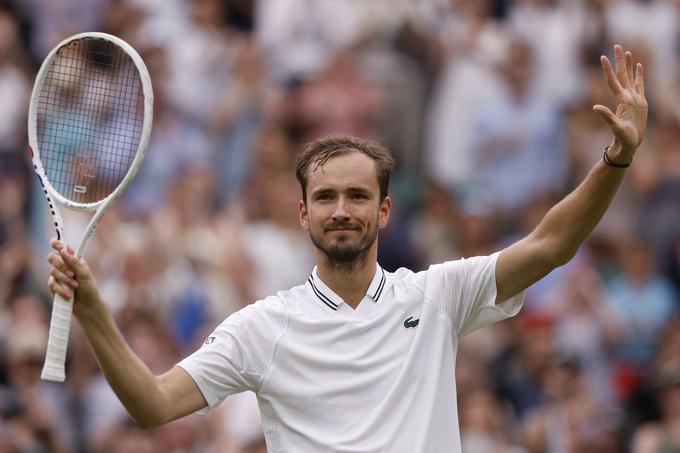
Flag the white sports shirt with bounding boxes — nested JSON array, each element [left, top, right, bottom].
[[178, 251, 524, 452]]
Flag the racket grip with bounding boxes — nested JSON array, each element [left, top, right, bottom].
[[41, 293, 74, 382]]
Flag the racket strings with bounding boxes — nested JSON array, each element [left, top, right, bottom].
[[36, 37, 145, 204]]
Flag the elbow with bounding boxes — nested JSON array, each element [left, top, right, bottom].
[[128, 378, 174, 429], [132, 415, 165, 430], [129, 403, 170, 429]]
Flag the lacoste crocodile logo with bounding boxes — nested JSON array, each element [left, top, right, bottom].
[[403, 316, 419, 328]]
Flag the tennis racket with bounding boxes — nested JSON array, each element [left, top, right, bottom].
[[27, 32, 153, 382]]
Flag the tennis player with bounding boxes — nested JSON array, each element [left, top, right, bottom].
[[47, 45, 646, 452]]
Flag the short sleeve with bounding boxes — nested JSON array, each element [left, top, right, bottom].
[[176, 298, 288, 412], [422, 251, 524, 336]]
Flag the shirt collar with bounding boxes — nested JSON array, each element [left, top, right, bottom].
[[307, 265, 387, 311]]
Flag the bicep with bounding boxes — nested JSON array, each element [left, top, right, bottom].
[[495, 234, 558, 304], [157, 366, 208, 423]]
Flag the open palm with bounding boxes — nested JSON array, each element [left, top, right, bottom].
[[593, 45, 648, 154]]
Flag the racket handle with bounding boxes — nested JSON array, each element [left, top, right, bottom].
[[41, 293, 74, 382]]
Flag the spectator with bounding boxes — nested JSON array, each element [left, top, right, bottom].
[[459, 386, 525, 453], [607, 236, 678, 368], [285, 52, 385, 144], [630, 362, 680, 452], [470, 36, 568, 215], [523, 353, 620, 452], [508, 0, 592, 106], [424, 0, 508, 187], [0, 7, 31, 150], [2, 300, 73, 452]]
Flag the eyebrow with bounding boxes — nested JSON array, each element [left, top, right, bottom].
[[310, 186, 373, 197], [347, 187, 372, 196], [310, 188, 335, 196]]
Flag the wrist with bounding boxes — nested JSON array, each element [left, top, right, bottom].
[[605, 139, 636, 165], [73, 293, 108, 325], [602, 140, 634, 169]]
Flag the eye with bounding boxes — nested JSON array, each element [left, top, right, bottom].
[[352, 193, 368, 200]]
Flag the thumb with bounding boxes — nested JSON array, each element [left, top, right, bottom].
[[593, 105, 621, 132]]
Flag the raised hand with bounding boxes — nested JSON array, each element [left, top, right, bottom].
[[593, 45, 648, 158], [47, 238, 102, 319]]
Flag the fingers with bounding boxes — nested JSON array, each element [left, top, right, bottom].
[[58, 248, 90, 279], [602, 44, 643, 97], [49, 238, 89, 278], [47, 238, 90, 301], [595, 45, 647, 151], [50, 238, 74, 255], [50, 266, 79, 290], [625, 51, 634, 87], [47, 252, 74, 278], [614, 44, 631, 89], [601, 55, 624, 96], [47, 240, 79, 300], [635, 62, 645, 96], [48, 275, 74, 300]]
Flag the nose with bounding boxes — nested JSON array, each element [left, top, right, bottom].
[[331, 197, 350, 222]]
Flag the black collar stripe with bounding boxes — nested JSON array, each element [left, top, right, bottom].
[[372, 268, 386, 301], [309, 276, 338, 307], [308, 277, 338, 310]]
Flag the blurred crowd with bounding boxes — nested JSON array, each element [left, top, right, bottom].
[[1, 0, 680, 451]]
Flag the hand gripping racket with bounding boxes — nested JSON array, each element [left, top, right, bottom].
[[27, 32, 153, 382]]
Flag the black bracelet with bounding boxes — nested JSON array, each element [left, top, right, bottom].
[[603, 146, 631, 168]]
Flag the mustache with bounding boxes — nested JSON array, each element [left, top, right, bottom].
[[324, 220, 361, 231]]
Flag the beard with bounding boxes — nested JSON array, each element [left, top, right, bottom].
[[309, 219, 378, 272]]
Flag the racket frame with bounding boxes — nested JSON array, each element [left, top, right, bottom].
[[27, 32, 153, 381]]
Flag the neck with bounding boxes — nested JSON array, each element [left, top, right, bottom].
[[315, 246, 378, 309]]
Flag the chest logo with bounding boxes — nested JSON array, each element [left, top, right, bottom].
[[403, 316, 420, 328]]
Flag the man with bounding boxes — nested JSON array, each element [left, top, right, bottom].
[[47, 45, 647, 452]]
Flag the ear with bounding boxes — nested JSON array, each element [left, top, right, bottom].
[[378, 196, 391, 229], [299, 199, 309, 231]]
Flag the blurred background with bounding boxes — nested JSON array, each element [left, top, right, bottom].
[[1, 0, 680, 451]]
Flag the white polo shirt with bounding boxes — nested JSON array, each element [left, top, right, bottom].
[[177, 251, 524, 452]]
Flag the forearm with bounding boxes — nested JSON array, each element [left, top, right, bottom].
[[49, 243, 205, 425], [495, 45, 646, 304], [533, 140, 632, 264], [76, 302, 169, 428]]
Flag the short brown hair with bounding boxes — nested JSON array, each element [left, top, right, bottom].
[[295, 135, 395, 202]]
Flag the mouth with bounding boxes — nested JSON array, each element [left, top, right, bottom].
[[326, 227, 359, 233]]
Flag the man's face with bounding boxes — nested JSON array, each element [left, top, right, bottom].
[[299, 151, 391, 267]]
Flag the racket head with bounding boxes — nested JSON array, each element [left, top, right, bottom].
[[27, 32, 153, 212]]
